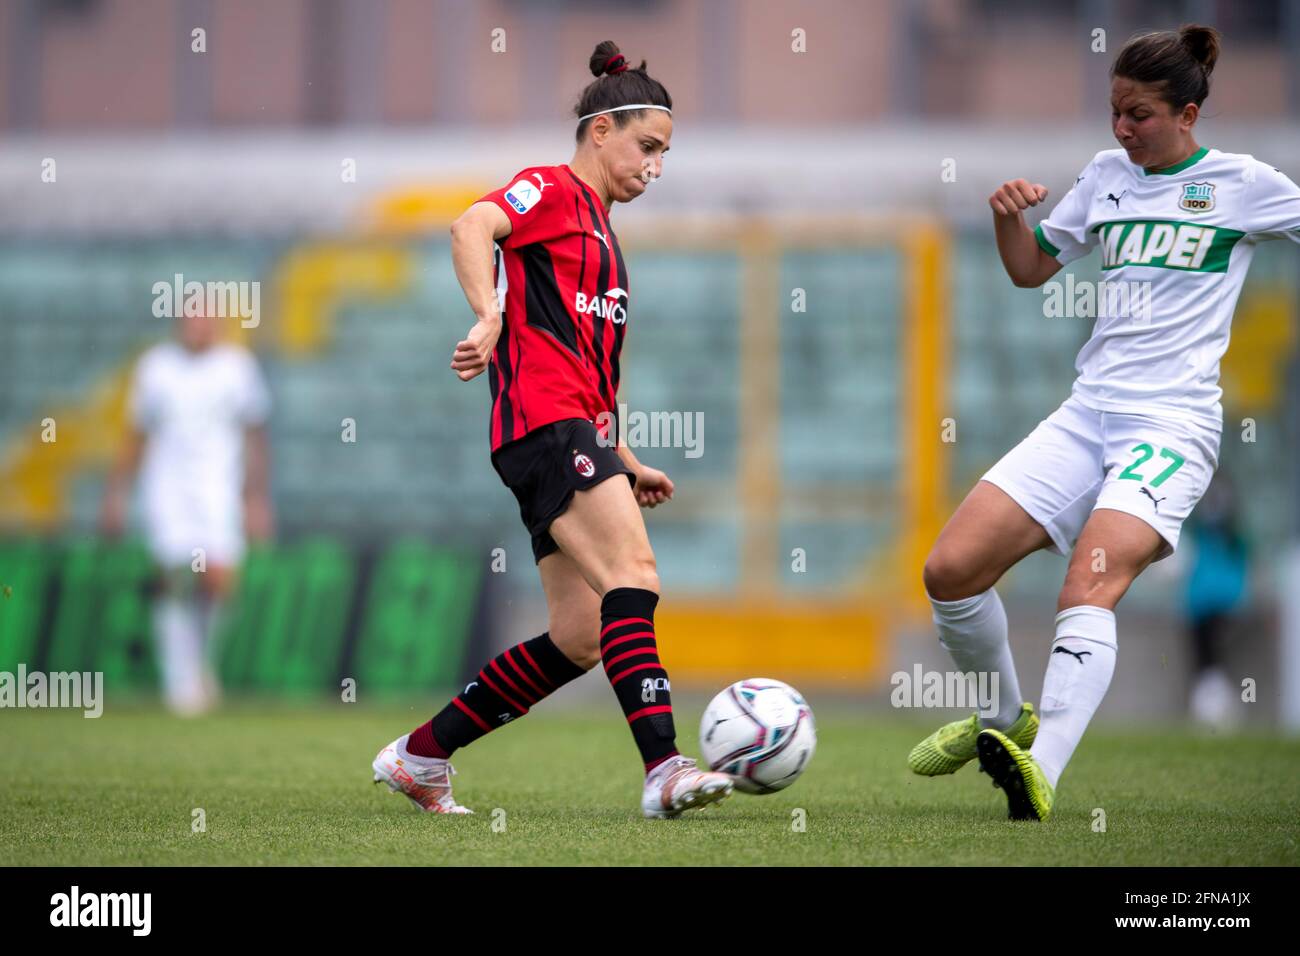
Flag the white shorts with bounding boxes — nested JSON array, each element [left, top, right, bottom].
[[981, 395, 1220, 560], [141, 486, 246, 569]]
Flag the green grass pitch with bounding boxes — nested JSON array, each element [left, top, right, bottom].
[[3, 699, 1297, 866]]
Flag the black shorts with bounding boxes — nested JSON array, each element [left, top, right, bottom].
[[491, 418, 636, 564]]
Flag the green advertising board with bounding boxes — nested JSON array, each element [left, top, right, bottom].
[[0, 537, 483, 693]]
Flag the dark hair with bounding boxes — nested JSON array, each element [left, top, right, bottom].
[[573, 41, 672, 143], [1111, 24, 1220, 111]]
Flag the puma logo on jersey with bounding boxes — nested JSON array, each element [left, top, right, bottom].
[[1052, 647, 1093, 664], [1139, 486, 1168, 512], [1097, 220, 1242, 273], [592, 229, 609, 249], [574, 287, 628, 324], [531, 173, 554, 192], [1105, 190, 1127, 209]]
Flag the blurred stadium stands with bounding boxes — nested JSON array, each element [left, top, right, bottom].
[[0, 0, 1297, 722]]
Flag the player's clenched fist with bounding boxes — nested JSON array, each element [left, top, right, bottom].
[[450, 316, 501, 381], [989, 179, 1049, 216], [633, 465, 674, 509]]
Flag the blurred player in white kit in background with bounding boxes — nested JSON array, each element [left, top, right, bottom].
[[101, 311, 272, 715]]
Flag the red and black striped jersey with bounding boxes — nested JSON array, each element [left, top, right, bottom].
[[476, 164, 630, 452]]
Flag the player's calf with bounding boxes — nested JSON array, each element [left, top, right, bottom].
[[398, 631, 588, 762]]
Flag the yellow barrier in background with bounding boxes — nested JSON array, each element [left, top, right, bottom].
[[656, 600, 886, 687]]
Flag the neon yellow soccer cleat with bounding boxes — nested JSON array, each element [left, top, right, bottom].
[[907, 702, 1038, 776], [976, 728, 1055, 822]]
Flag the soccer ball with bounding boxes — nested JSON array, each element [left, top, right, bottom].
[[698, 678, 816, 794]]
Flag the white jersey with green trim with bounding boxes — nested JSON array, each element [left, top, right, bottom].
[[1033, 146, 1300, 429]]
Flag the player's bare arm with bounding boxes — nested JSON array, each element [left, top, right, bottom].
[[243, 424, 273, 541], [449, 200, 512, 381], [990, 178, 1062, 288]]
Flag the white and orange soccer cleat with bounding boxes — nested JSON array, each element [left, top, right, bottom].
[[641, 755, 734, 819], [372, 736, 473, 815]]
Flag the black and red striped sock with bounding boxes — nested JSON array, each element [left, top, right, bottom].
[[406, 632, 587, 758], [600, 587, 679, 772]]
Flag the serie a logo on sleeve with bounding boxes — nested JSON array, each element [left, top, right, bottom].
[[1178, 182, 1216, 213], [504, 173, 553, 214], [505, 180, 541, 214]]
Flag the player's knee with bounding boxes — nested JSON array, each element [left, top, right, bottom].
[[607, 552, 659, 595], [200, 566, 234, 600], [922, 547, 978, 602], [1057, 567, 1125, 612]]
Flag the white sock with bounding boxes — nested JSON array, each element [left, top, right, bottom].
[[153, 597, 206, 712], [195, 596, 226, 697], [928, 588, 1022, 729], [1031, 605, 1117, 788]]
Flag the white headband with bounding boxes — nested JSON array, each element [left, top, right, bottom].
[[578, 104, 672, 123]]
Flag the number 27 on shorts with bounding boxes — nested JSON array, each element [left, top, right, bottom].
[[1118, 443, 1184, 487]]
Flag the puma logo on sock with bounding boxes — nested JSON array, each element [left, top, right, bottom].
[[1053, 646, 1092, 664]]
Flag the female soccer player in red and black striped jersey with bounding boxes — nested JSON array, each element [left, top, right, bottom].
[[371, 41, 733, 819]]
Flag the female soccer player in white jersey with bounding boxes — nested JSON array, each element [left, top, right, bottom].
[[908, 24, 1300, 820], [370, 42, 734, 819], [101, 311, 272, 715]]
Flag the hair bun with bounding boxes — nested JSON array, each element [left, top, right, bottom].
[[1179, 23, 1220, 74], [589, 40, 622, 78]]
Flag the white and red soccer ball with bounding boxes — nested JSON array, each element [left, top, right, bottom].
[[699, 678, 816, 794]]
